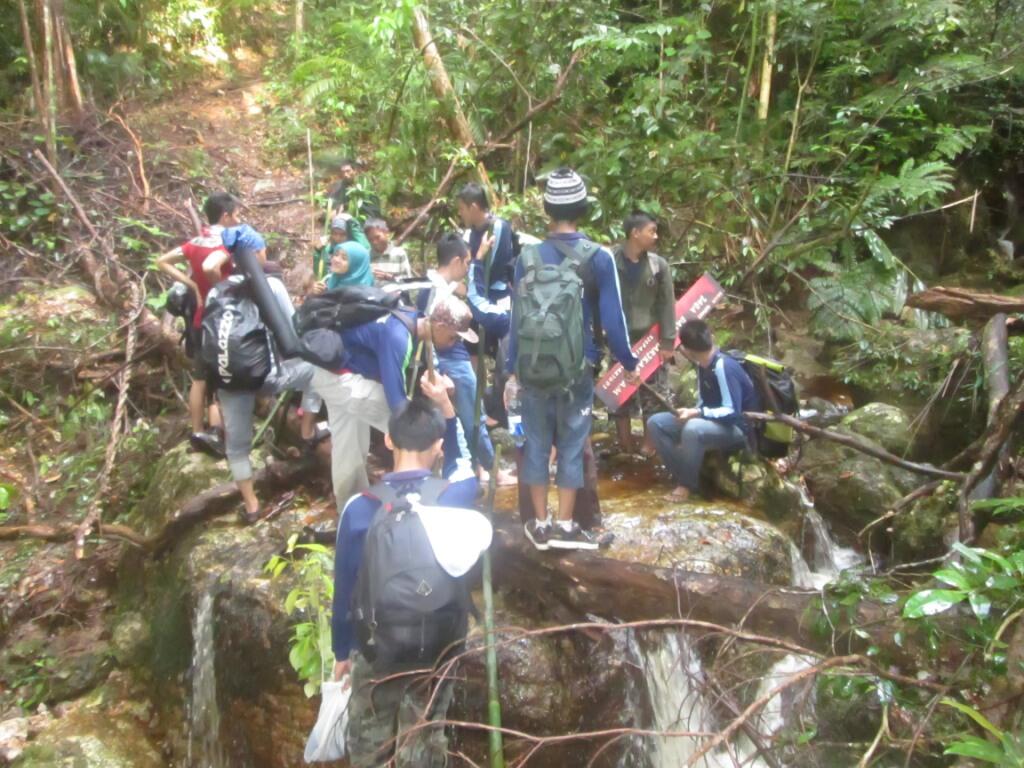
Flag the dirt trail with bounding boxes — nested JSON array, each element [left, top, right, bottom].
[[130, 68, 319, 292]]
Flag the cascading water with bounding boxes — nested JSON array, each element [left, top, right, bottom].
[[624, 492, 861, 767], [188, 588, 227, 768]]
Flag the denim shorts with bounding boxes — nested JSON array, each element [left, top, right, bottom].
[[520, 368, 593, 489]]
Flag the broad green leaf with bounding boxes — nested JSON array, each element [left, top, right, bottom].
[[903, 589, 966, 618], [943, 736, 1005, 763], [942, 699, 1004, 738], [934, 567, 972, 591]]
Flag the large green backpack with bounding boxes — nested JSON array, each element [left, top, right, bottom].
[[513, 239, 596, 391]]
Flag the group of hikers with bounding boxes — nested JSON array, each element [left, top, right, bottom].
[[158, 162, 763, 766]]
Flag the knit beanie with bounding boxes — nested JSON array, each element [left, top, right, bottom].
[[543, 167, 589, 221]]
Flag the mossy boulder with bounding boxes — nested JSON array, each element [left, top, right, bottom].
[[840, 402, 914, 456], [892, 485, 958, 559], [123, 442, 224, 538], [799, 432, 920, 535], [705, 455, 805, 523], [11, 675, 163, 768]]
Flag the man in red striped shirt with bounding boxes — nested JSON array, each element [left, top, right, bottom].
[[156, 195, 236, 456]]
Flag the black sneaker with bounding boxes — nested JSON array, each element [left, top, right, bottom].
[[190, 431, 225, 459], [548, 522, 599, 551], [523, 520, 552, 551]]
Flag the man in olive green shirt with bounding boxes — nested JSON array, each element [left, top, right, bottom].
[[612, 211, 676, 454]]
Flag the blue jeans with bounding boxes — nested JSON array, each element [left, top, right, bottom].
[[646, 413, 747, 491], [438, 357, 495, 470], [520, 370, 593, 489]]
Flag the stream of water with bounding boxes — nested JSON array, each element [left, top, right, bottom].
[[188, 587, 228, 768], [624, 497, 861, 768]]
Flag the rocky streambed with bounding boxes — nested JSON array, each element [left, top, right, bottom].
[[1, 394, 958, 767]]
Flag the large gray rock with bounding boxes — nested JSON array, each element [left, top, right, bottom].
[[840, 402, 914, 456], [799, 432, 920, 533]]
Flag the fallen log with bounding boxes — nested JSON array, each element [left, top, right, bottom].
[[487, 517, 925, 665], [905, 286, 1024, 322]]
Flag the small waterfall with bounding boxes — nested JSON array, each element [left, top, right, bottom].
[[188, 588, 227, 768]]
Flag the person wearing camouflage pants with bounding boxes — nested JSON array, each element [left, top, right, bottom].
[[346, 652, 455, 768]]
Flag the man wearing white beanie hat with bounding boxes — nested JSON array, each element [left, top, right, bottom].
[[505, 167, 640, 550]]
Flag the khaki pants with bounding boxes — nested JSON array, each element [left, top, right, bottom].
[[312, 368, 391, 511]]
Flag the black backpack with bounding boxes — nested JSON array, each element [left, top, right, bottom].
[[200, 278, 273, 391], [352, 479, 471, 672], [293, 285, 404, 336], [728, 350, 799, 458]]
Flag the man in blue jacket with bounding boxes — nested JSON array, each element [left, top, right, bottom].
[[458, 183, 520, 426], [312, 296, 482, 511], [647, 320, 759, 501], [506, 168, 640, 551], [331, 372, 478, 767]]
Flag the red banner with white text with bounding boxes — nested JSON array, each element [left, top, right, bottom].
[[595, 272, 724, 411]]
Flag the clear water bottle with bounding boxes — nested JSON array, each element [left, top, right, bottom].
[[506, 379, 526, 447]]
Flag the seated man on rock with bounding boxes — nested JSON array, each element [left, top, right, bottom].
[[647, 320, 758, 502]]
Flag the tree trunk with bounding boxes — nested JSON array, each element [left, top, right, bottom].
[[410, 6, 495, 201], [16, 0, 45, 120], [53, 0, 85, 119], [39, 0, 58, 164], [756, 0, 777, 121], [294, 0, 304, 50]]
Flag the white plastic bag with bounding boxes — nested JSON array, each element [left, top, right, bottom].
[[303, 677, 351, 763]]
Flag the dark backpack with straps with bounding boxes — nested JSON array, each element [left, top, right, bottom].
[[512, 239, 596, 391], [352, 478, 471, 671], [199, 278, 273, 391], [293, 284, 404, 336]]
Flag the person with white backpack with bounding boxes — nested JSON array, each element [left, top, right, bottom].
[[330, 371, 489, 767]]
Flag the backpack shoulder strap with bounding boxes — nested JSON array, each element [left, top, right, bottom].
[[363, 482, 400, 510], [549, 238, 596, 271], [519, 243, 542, 275]]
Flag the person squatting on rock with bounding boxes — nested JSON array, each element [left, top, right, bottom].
[[506, 167, 640, 551], [208, 255, 322, 523], [312, 292, 480, 510], [647, 320, 759, 502], [610, 210, 677, 456], [331, 372, 482, 768], [156, 194, 234, 457]]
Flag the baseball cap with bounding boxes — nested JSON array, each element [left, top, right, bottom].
[[429, 295, 479, 344]]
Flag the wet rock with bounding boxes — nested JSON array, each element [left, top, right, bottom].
[[606, 504, 795, 586], [11, 697, 163, 768], [454, 599, 637, 767], [705, 454, 805, 522], [799, 432, 920, 534], [111, 612, 150, 667], [840, 402, 913, 455], [892, 485, 958, 558], [0, 716, 28, 762]]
